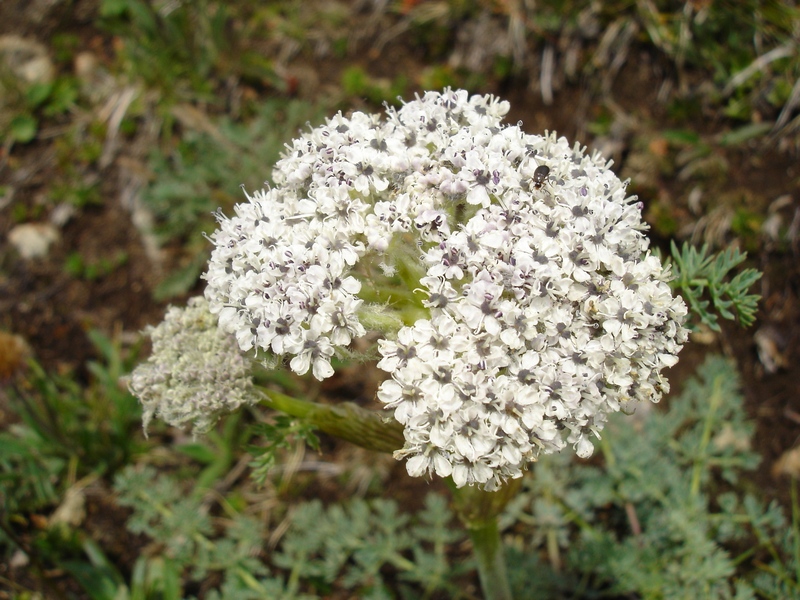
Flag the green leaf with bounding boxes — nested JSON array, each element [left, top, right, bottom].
[[99, 0, 130, 17], [25, 81, 53, 107], [661, 129, 702, 145], [62, 539, 127, 600], [668, 241, 761, 330], [43, 77, 79, 116], [176, 442, 218, 464], [717, 122, 774, 146], [249, 416, 320, 485], [8, 114, 38, 143]]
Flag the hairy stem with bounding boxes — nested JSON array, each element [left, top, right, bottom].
[[468, 516, 512, 600], [256, 387, 405, 454], [450, 480, 521, 600]]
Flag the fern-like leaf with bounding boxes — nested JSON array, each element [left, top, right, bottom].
[[668, 241, 761, 331]]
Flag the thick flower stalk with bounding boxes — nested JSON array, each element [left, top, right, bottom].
[[129, 296, 254, 434], [203, 89, 689, 491]]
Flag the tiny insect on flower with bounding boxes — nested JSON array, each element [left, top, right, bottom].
[[533, 165, 550, 189]]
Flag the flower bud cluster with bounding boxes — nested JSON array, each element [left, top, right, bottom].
[[203, 89, 688, 488], [129, 296, 254, 434]]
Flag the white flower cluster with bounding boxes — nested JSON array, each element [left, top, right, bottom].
[[129, 296, 254, 434], [204, 89, 688, 489]]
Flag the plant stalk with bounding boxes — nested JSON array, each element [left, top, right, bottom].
[[256, 387, 405, 454], [468, 515, 512, 600], [450, 480, 521, 600]]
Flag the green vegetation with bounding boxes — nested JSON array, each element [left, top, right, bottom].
[[64, 250, 129, 281], [4, 341, 797, 597], [0, 333, 141, 513], [668, 241, 762, 331]]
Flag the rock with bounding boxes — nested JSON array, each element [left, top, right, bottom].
[[8, 222, 59, 259], [0, 34, 54, 85]]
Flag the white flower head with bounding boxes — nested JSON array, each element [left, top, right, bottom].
[[202, 89, 689, 488], [129, 296, 254, 435]]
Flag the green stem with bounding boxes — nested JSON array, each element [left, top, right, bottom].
[[450, 480, 520, 600], [256, 387, 405, 454], [467, 515, 512, 600], [690, 375, 723, 498]]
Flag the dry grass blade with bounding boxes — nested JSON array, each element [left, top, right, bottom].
[[540, 43, 554, 105], [722, 42, 796, 96], [98, 86, 139, 168], [774, 75, 800, 130]]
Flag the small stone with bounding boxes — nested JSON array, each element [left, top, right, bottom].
[[0, 35, 54, 85], [8, 222, 59, 259]]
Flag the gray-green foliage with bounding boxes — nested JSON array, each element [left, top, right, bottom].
[[28, 348, 790, 599], [113, 466, 466, 599], [114, 464, 285, 599], [143, 99, 325, 300], [274, 494, 466, 599], [145, 100, 324, 244], [504, 355, 797, 599]]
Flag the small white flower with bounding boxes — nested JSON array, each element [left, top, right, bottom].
[[286, 326, 336, 380]]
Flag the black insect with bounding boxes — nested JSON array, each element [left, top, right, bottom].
[[533, 165, 550, 189]]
